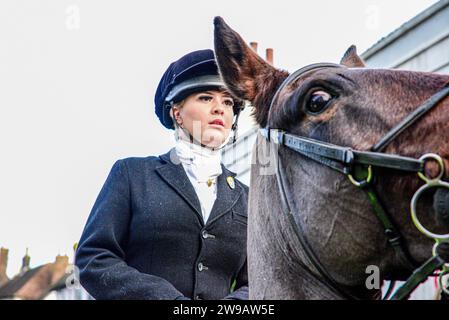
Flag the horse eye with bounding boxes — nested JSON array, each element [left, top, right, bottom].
[[306, 90, 333, 114]]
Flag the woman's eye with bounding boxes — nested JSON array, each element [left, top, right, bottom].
[[224, 99, 234, 107], [199, 95, 213, 102], [306, 90, 333, 114]]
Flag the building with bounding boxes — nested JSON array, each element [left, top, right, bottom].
[[0, 247, 91, 300], [361, 0, 449, 74], [0, 248, 9, 287]]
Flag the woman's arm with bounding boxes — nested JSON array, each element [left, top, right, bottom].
[[75, 160, 188, 300]]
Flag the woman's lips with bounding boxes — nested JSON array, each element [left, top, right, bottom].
[[209, 119, 224, 127]]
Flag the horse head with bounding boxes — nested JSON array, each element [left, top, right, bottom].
[[214, 17, 449, 299]]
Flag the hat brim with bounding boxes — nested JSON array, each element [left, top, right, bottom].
[[164, 75, 225, 103]]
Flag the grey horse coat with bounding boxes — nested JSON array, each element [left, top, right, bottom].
[[75, 149, 248, 300]]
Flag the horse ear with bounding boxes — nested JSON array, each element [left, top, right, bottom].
[[213, 16, 285, 103], [340, 45, 366, 68]]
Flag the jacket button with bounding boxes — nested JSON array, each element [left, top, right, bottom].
[[202, 230, 216, 239], [198, 262, 208, 272]]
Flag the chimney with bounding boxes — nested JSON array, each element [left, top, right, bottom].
[[51, 254, 69, 284], [266, 48, 274, 65], [0, 247, 9, 286], [20, 248, 30, 275], [250, 42, 258, 53], [54, 254, 69, 265]]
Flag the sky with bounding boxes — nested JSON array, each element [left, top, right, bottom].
[[0, 0, 440, 277]]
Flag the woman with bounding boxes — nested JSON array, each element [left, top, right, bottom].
[[75, 49, 249, 300]]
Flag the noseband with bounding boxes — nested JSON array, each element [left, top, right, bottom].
[[260, 63, 449, 300]]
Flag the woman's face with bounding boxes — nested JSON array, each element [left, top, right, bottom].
[[172, 90, 235, 148]]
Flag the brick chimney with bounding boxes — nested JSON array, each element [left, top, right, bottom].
[[51, 254, 69, 284], [250, 41, 258, 53], [266, 48, 274, 65], [0, 247, 9, 286]]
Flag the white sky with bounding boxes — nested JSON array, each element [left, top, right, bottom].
[[0, 0, 439, 277]]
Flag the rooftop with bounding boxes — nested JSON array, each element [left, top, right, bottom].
[[362, 0, 449, 60]]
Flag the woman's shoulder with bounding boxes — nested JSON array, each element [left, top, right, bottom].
[[114, 150, 172, 172], [119, 155, 162, 165]]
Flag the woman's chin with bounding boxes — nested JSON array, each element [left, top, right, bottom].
[[202, 132, 228, 148], [203, 140, 224, 149]]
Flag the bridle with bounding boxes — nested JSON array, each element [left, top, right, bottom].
[[260, 63, 449, 300]]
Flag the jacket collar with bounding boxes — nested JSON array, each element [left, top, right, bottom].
[[156, 148, 242, 226]]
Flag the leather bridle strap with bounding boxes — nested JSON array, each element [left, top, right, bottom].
[[262, 128, 420, 271], [273, 141, 364, 300], [373, 84, 449, 152], [266, 130, 423, 273], [261, 129, 425, 175], [360, 183, 418, 274], [390, 242, 449, 300]]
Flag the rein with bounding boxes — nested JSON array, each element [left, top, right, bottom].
[[260, 63, 449, 300]]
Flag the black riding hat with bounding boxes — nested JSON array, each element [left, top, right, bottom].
[[154, 49, 244, 130]]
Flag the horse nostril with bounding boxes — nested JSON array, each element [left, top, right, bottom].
[[433, 188, 449, 230]]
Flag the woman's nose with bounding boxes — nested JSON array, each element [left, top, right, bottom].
[[212, 101, 225, 115]]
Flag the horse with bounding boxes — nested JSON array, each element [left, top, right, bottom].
[[213, 16, 449, 300]]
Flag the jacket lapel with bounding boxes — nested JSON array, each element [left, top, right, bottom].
[[156, 149, 204, 225], [206, 165, 243, 227]]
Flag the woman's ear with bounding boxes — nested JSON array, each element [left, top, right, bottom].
[[171, 107, 183, 127]]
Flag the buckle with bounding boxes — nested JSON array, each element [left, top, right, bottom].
[[385, 229, 401, 246], [270, 129, 285, 145], [259, 128, 270, 141], [259, 128, 285, 145]]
